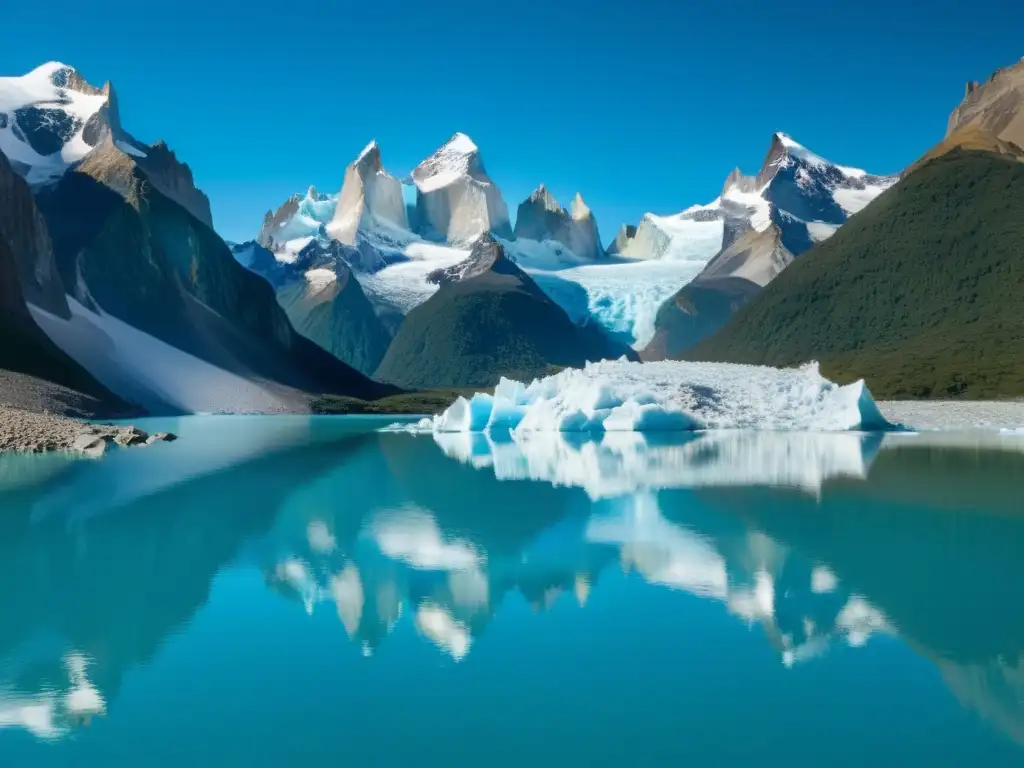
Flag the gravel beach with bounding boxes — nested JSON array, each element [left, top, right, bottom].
[[0, 406, 174, 456], [878, 401, 1024, 431]]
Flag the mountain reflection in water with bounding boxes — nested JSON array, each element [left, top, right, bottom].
[[1, 418, 1023, 764]]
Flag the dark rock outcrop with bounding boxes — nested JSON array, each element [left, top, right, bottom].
[[35, 139, 395, 407], [0, 149, 133, 416]]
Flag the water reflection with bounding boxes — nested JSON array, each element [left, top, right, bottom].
[[2, 422, 1024, 759]]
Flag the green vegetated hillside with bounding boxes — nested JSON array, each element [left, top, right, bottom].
[[375, 237, 632, 389], [687, 148, 1024, 398]]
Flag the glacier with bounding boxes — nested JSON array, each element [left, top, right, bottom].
[[399, 359, 892, 435]]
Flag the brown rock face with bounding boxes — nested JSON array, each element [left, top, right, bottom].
[[136, 140, 214, 228], [947, 59, 1024, 151]]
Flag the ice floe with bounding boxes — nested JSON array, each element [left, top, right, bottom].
[[399, 359, 892, 436]]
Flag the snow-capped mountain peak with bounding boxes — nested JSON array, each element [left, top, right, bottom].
[[0, 62, 115, 184], [412, 132, 485, 193], [411, 133, 512, 243], [355, 139, 381, 165], [528, 183, 560, 211]]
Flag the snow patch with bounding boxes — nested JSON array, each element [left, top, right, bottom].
[[29, 298, 289, 414], [0, 62, 109, 185], [806, 221, 840, 242], [304, 268, 337, 292]]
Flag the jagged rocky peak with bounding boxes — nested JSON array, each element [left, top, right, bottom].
[[327, 139, 408, 246], [606, 223, 637, 255], [142, 139, 214, 226], [570, 192, 591, 220], [531, 183, 560, 208], [722, 167, 758, 195], [413, 132, 486, 187], [514, 183, 565, 241], [514, 185, 605, 260], [947, 57, 1024, 150], [258, 195, 302, 250], [427, 232, 518, 286], [0, 62, 213, 226], [411, 132, 512, 243]]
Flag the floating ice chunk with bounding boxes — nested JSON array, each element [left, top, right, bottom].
[[411, 359, 892, 435]]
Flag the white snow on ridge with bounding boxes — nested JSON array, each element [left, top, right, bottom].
[[399, 360, 892, 435], [357, 241, 470, 316], [0, 62, 108, 184], [624, 209, 725, 262], [413, 132, 480, 193], [833, 181, 895, 216], [304, 268, 337, 292]]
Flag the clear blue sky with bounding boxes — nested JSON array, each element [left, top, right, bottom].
[[4, 0, 1023, 244]]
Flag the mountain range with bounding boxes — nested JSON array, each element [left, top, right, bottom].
[[1, 56, 1023, 417]]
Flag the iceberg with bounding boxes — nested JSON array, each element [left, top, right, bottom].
[[405, 359, 892, 435]]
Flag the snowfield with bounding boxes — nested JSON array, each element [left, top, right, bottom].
[[395, 359, 892, 435]]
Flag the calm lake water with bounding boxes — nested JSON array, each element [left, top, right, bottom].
[[2, 416, 1024, 766]]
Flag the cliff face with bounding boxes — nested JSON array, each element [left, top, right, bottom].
[[0, 149, 132, 415], [35, 138, 394, 406], [411, 133, 513, 243], [947, 59, 1024, 151], [136, 140, 214, 228], [514, 186, 606, 261], [0, 150, 69, 317]]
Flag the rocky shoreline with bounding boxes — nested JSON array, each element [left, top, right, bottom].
[[0, 406, 175, 457]]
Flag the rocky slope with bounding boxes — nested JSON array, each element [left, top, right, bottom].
[[948, 58, 1024, 152], [34, 136, 394, 409], [0, 62, 212, 227], [411, 133, 513, 244], [0, 148, 133, 417], [374, 234, 633, 388], [687, 147, 1024, 398], [0, 63, 396, 411], [643, 133, 896, 358], [238, 239, 393, 376], [513, 185, 605, 261]]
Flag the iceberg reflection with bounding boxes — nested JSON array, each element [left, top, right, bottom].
[[434, 429, 883, 497]]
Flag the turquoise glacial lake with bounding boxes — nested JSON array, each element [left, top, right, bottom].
[[2, 416, 1024, 765]]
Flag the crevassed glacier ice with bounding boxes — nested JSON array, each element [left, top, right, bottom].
[[404, 359, 892, 434]]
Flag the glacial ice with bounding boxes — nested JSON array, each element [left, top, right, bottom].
[[407, 359, 892, 436]]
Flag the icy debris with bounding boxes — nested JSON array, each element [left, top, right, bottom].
[[398, 359, 892, 435]]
